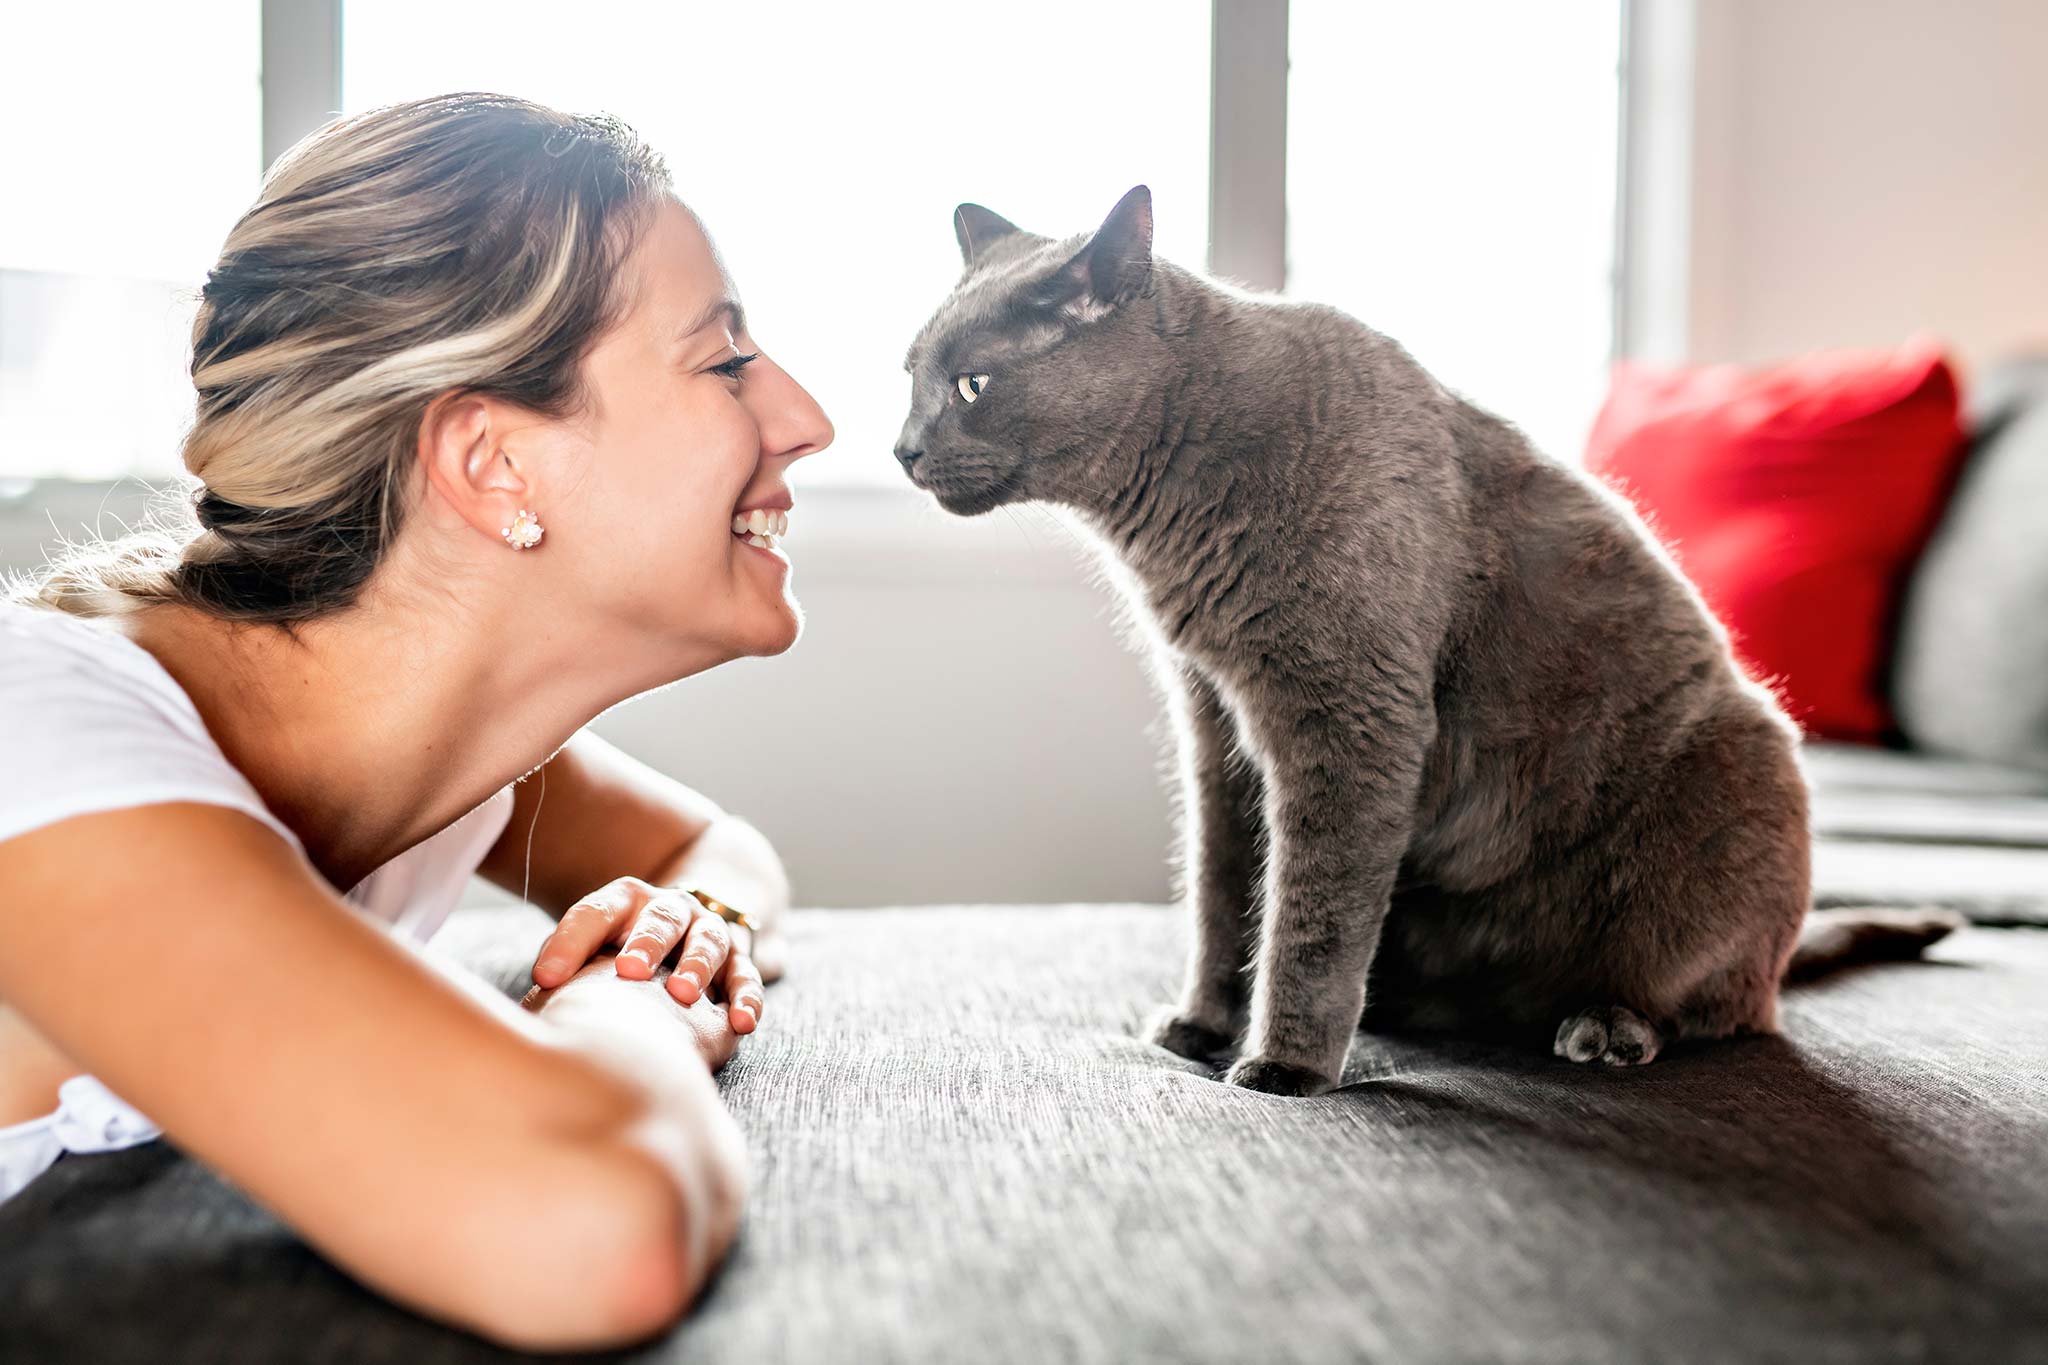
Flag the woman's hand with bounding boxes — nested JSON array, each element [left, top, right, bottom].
[[523, 950, 743, 1073], [529, 877, 767, 1034]]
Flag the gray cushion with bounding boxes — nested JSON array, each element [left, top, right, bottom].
[[1894, 358, 2048, 770], [3, 903, 2045, 1364], [1805, 741, 2048, 923]]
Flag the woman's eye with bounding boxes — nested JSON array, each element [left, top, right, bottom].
[[955, 373, 990, 403], [712, 351, 760, 381]]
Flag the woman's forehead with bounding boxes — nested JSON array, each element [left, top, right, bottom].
[[631, 199, 737, 338]]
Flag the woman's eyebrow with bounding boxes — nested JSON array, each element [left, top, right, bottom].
[[678, 297, 747, 346]]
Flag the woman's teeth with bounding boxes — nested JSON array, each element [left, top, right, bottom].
[[732, 508, 789, 550]]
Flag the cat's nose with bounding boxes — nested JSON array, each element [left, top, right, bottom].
[[892, 411, 933, 474], [894, 415, 927, 473]]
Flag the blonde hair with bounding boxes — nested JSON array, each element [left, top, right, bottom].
[[18, 93, 670, 624]]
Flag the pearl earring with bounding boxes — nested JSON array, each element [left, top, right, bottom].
[[501, 509, 545, 550]]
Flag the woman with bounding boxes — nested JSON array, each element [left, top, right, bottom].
[[0, 94, 830, 1348]]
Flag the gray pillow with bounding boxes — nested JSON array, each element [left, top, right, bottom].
[[1893, 359, 2048, 769]]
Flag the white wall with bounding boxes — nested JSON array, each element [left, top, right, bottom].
[[1636, 0, 2048, 371], [0, 480, 1177, 909], [586, 489, 1176, 908]]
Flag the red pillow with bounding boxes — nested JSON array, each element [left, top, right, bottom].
[[1585, 340, 1966, 741]]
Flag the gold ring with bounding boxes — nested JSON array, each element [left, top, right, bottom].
[[683, 888, 758, 933]]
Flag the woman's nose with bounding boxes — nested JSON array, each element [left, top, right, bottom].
[[757, 363, 834, 465]]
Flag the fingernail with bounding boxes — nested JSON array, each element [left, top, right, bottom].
[[535, 956, 564, 979], [623, 947, 651, 965]]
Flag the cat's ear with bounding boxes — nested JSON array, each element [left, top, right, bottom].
[[954, 203, 1022, 267], [1049, 184, 1154, 314]]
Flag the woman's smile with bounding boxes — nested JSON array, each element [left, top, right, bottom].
[[732, 500, 792, 565]]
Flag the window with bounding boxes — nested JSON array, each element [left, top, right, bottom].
[[0, 2, 260, 482], [4, 2, 1621, 487], [1288, 1, 1622, 461], [343, 0, 1212, 488]]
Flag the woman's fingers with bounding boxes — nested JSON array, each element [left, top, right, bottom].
[[613, 894, 696, 981], [531, 887, 638, 988], [665, 913, 732, 1006], [533, 880, 764, 1033], [721, 950, 766, 1034]]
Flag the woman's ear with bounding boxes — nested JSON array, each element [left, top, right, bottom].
[[417, 393, 538, 546]]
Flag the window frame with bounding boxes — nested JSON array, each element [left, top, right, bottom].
[[261, 0, 342, 174]]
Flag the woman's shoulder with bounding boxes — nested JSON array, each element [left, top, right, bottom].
[[0, 600, 299, 850], [0, 597, 207, 729], [4, 595, 175, 680]]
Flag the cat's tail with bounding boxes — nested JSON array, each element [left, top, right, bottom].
[[1783, 906, 1965, 982]]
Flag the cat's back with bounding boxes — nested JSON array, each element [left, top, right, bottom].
[[1437, 394, 1795, 759], [1177, 275, 1450, 452], [1169, 273, 1787, 753]]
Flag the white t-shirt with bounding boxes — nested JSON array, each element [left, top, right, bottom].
[[0, 599, 516, 1201]]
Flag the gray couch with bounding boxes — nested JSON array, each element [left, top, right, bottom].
[[6, 368, 2048, 1363], [3, 740, 2046, 1364]]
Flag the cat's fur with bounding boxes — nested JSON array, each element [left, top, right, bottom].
[[895, 186, 1957, 1095]]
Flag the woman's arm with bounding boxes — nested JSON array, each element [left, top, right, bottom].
[[478, 731, 792, 982], [0, 803, 746, 1351]]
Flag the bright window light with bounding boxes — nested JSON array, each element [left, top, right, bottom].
[[0, 2, 259, 482], [343, 0, 1212, 488], [1288, 0, 1621, 462], [2, 5, 1619, 488]]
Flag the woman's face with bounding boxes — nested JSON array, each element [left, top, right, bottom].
[[539, 196, 832, 667]]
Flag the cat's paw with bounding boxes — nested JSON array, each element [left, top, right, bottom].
[[1223, 1056, 1333, 1096], [1144, 1008, 1235, 1065], [1553, 1006, 1663, 1067]]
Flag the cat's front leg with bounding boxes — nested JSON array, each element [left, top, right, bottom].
[[1225, 687, 1430, 1096], [1145, 666, 1265, 1064]]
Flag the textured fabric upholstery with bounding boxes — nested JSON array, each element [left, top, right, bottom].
[[1805, 742, 2048, 923], [7, 744, 2046, 1363], [3, 898, 2044, 1365]]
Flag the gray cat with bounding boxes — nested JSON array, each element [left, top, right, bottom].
[[894, 186, 1958, 1095]]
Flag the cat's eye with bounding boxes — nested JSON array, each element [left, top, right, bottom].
[[955, 373, 990, 403]]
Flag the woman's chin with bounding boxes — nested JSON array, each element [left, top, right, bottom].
[[738, 598, 804, 657], [653, 594, 801, 669]]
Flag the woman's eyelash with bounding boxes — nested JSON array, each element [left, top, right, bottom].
[[711, 351, 761, 380]]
